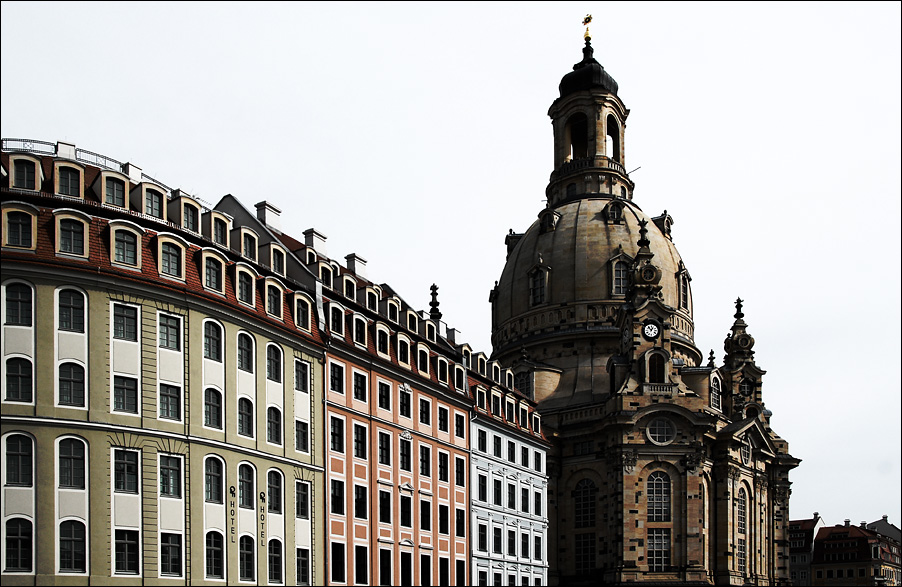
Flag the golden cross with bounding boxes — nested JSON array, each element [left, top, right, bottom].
[[583, 14, 592, 26]]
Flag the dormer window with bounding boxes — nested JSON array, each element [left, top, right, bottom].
[[106, 177, 126, 207], [454, 366, 465, 391], [478, 357, 486, 376], [376, 326, 389, 356], [4, 207, 35, 249], [295, 296, 311, 331], [320, 266, 332, 289], [204, 257, 224, 293], [648, 354, 666, 384], [344, 279, 356, 300], [609, 204, 621, 221], [242, 233, 257, 261], [462, 350, 471, 369], [237, 270, 254, 306], [426, 323, 436, 342], [514, 372, 532, 396], [57, 166, 81, 197], [183, 204, 198, 232], [145, 189, 164, 219], [529, 269, 546, 306], [353, 317, 366, 346], [266, 284, 283, 319], [160, 242, 183, 278], [330, 306, 344, 335], [213, 218, 228, 246], [711, 378, 722, 411], [388, 302, 399, 323], [272, 249, 285, 274], [398, 338, 410, 365], [13, 159, 36, 190], [613, 261, 628, 295], [679, 274, 691, 311], [417, 348, 429, 374], [367, 291, 377, 311], [306, 250, 316, 265], [506, 372, 513, 389], [437, 359, 448, 383], [492, 364, 500, 383], [407, 313, 417, 332], [58, 217, 87, 256]]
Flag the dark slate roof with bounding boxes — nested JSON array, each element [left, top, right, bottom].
[[559, 37, 619, 98]]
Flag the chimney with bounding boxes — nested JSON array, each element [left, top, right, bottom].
[[56, 141, 76, 160], [883, 515, 889, 522], [122, 162, 143, 184], [345, 254, 367, 279], [255, 201, 282, 232], [844, 519, 850, 527], [814, 512, 819, 519], [303, 229, 327, 254], [861, 521, 867, 527]]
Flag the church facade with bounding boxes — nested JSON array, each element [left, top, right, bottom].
[[489, 35, 799, 586]]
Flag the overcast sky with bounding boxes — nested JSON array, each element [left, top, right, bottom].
[[3, 1, 900, 528]]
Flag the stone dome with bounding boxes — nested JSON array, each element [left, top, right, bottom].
[[490, 196, 694, 357]]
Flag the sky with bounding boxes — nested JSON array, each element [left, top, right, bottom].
[[3, 1, 900, 528]]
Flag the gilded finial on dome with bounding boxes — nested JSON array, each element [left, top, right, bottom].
[[583, 14, 592, 40]]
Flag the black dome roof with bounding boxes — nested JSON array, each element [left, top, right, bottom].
[[559, 37, 618, 97]]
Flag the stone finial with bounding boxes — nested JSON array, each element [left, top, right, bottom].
[[637, 219, 650, 249], [707, 350, 716, 368], [734, 297, 744, 319], [429, 284, 442, 320]]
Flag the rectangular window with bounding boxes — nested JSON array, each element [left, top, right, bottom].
[[330, 480, 345, 515], [439, 504, 449, 534], [534, 536, 542, 561], [158, 314, 180, 350], [113, 376, 138, 414], [420, 554, 431, 587], [438, 452, 449, 482], [420, 499, 431, 530], [522, 446, 529, 467], [297, 548, 310, 586], [400, 439, 412, 471], [296, 481, 310, 519], [522, 532, 530, 558], [106, 178, 125, 207], [478, 430, 487, 452], [648, 528, 671, 572], [145, 191, 163, 218], [380, 549, 392, 586], [493, 527, 502, 554], [378, 432, 391, 465], [114, 449, 138, 493], [455, 413, 465, 438], [522, 487, 529, 513], [355, 484, 368, 519], [331, 542, 346, 583], [353, 372, 367, 401], [438, 406, 449, 432], [114, 230, 137, 265], [115, 529, 139, 574], [330, 363, 344, 394], [160, 455, 181, 497], [355, 545, 368, 585], [295, 360, 310, 393], [478, 524, 487, 551], [354, 423, 367, 458], [456, 508, 466, 537], [378, 381, 391, 410], [534, 451, 542, 473], [508, 441, 516, 463], [159, 384, 180, 420], [330, 417, 344, 453], [420, 445, 431, 477], [493, 436, 502, 458], [535, 491, 542, 516], [478, 474, 487, 501], [400, 388, 411, 418], [379, 490, 392, 523], [296, 420, 309, 452], [494, 479, 502, 506], [59, 219, 85, 255], [508, 484, 516, 509], [419, 398, 431, 425], [575, 532, 596, 574], [455, 457, 465, 486], [400, 495, 412, 527]]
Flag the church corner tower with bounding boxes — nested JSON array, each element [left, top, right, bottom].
[[490, 22, 798, 586]]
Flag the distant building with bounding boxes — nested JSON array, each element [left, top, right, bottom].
[[811, 520, 902, 586], [789, 513, 825, 585]]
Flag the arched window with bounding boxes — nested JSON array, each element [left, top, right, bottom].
[[574, 479, 597, 528], [266, 345, 282, 382], [59, 363, 85, 407], [330, 306, 343, 334], [113, 230, 137, 266], [213, 218, 227, 246], [320, 266, 332, 289], [7, 212, 33, 247], [267, 285, 281, 317], [105, 177, 125, 206], [237, 333, 253, 372], [648, 354, 666, 383], [13, 159, 36, 189], [613, 261, 628, 295], [344, 279, 355, 299], [567, 112, 589, 160], [204, 388, 222, 429], [606, 114, 621, 162], [59, 219, 85, 255], [267, 407, 282, 445], [6, 358, 33, 402], [647, 472, 671, 522], [59, 520, 86, 573], [205, 531, 224, 579], [5, 283, 33, 326], [737, 487, 747, 534], [203, 322, 222, 362], [59, 438, 86, 489], [238, 398, 253, 437], [183, 204, 198, 232], [145, 189, 163, 218], [58, 167, 80, 197], [5, 518, 33, 571], [239, 535, 255, 581], [398, 340, 410, 364], [6, 434, 34, 485], [237, 271, 253, 305], [680, 275, 690, 311], [205, 258, 223, 291], [205, 458, 223, 503], [711, 378, 722, 411], [377, 329, 388, 354], [739, 379, 752, 397], [268, 539, 283, 583], [160, 242, 182, 277], [58, 289, 85, 332], [296, 297, 310, 330], [238, 464, 254, 509], [268, 471, 282, 513]]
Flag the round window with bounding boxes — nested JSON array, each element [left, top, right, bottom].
[[647, 418, 675, 445]]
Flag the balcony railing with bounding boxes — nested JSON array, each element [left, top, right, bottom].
[[557, 156, 627, 177], [1, 138, 56, 155], [643, 383, 675, 395]]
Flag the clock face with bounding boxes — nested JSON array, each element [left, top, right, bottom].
[[643, 323, 659, 339], [642, 267, 656, 282]]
